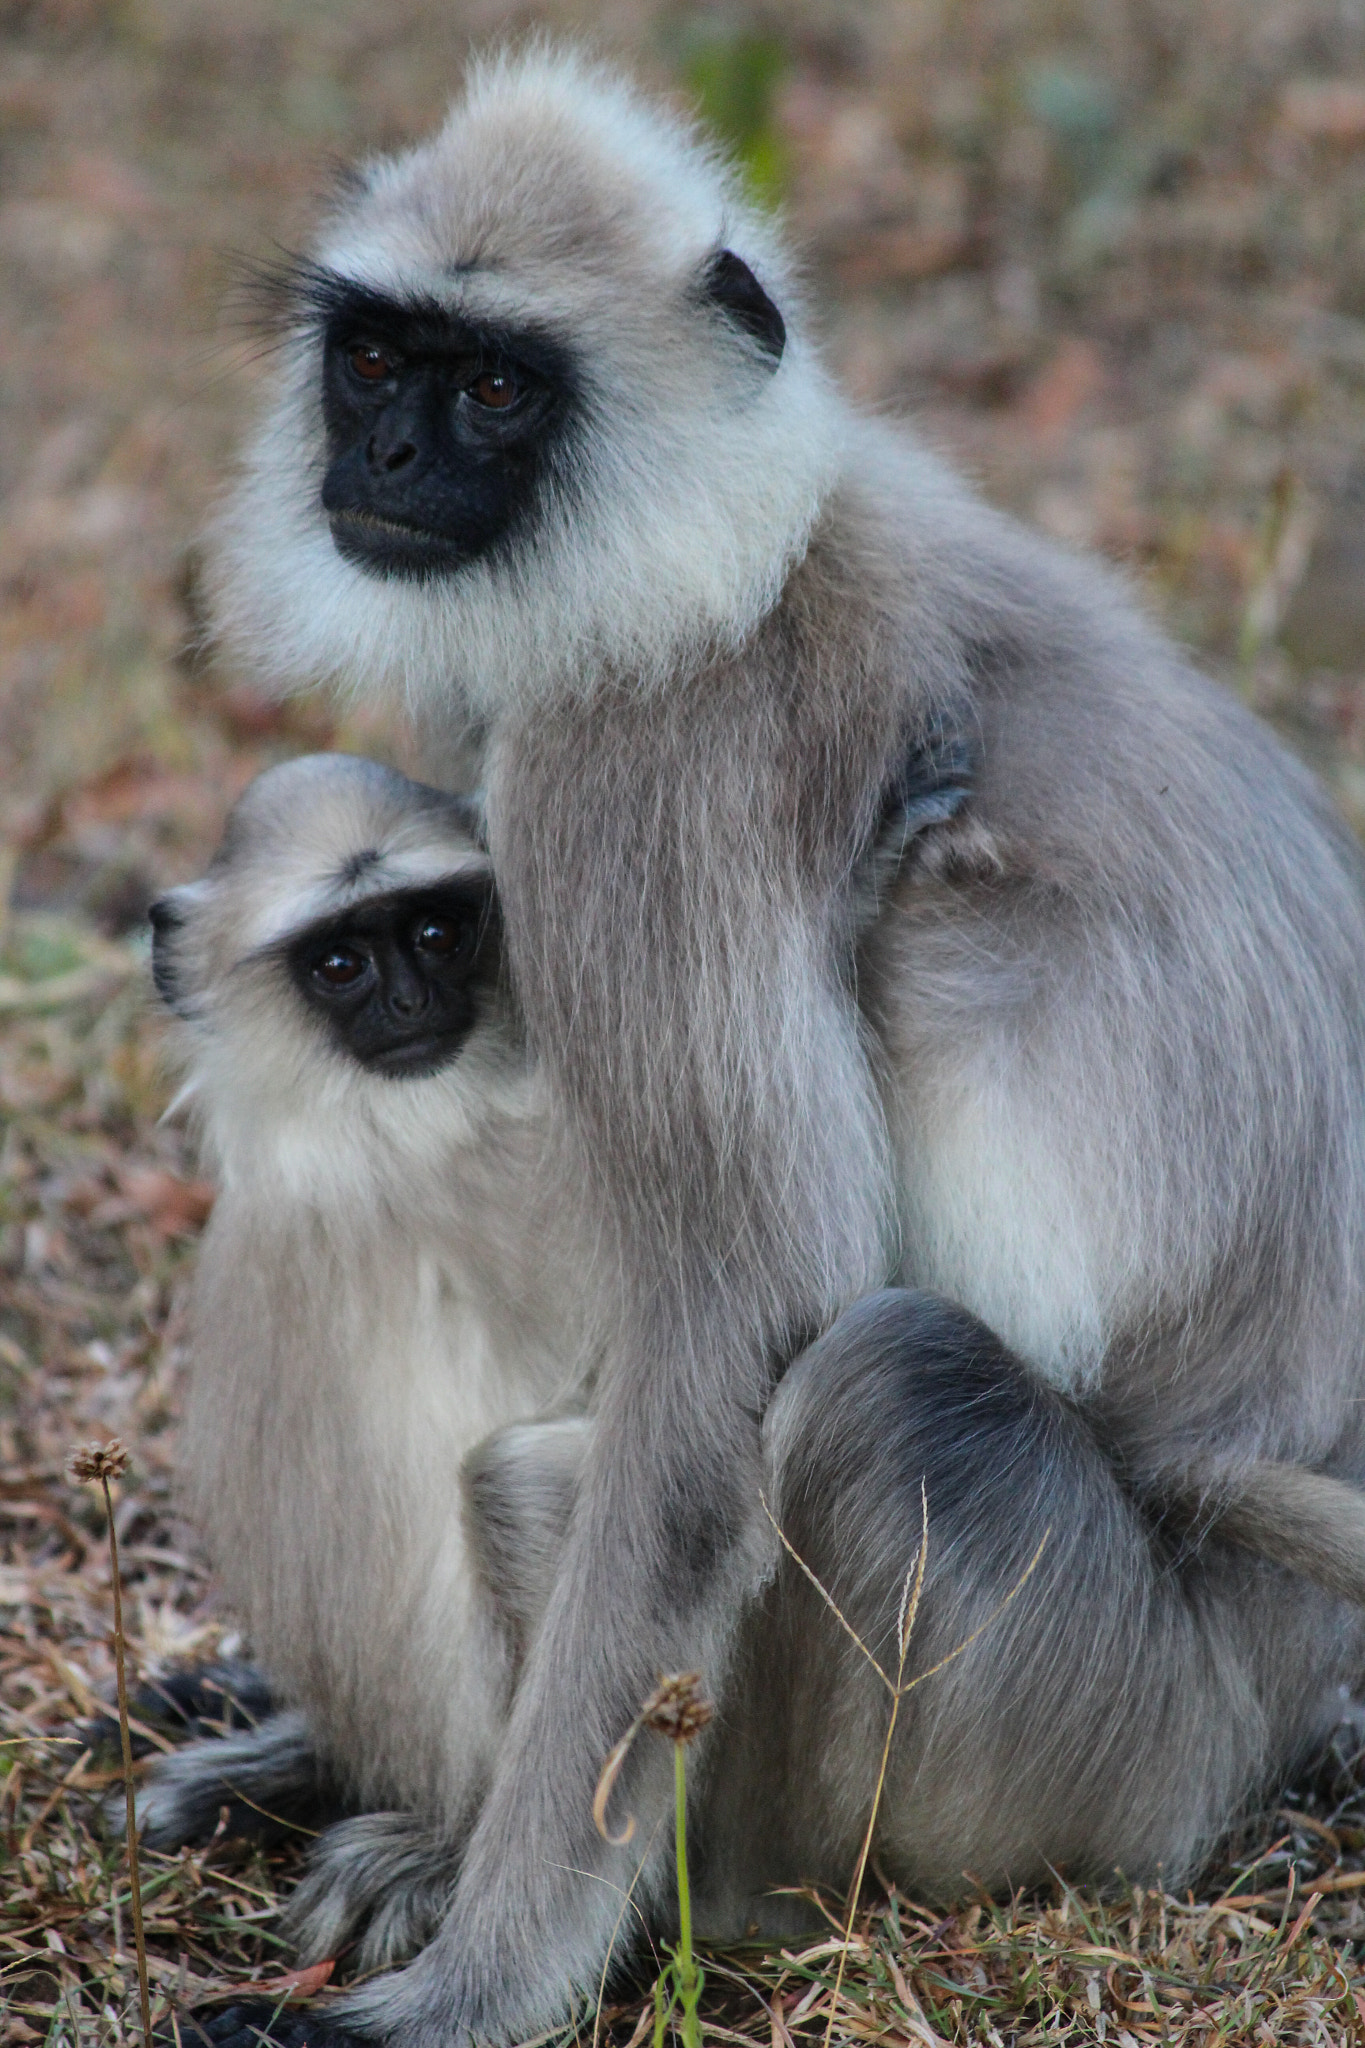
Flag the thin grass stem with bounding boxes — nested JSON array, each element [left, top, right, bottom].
[[101, 1469, 153, 2048], [69, 1443, 152, 2048], [821, 1484, 927, 2048], [674, 1741, 703, 2048]]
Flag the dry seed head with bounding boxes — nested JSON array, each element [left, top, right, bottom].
[[68, 1440, 129, 1484], [641, 1672, 713, 1744]]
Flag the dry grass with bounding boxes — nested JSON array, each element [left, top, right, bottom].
[[7, 0, 1365, 2042]]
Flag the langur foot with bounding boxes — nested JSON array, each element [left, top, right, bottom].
[[82, 1659, 276, 1762], [285, 1811, 461, 1973], [124, 1709, 346, 1850]]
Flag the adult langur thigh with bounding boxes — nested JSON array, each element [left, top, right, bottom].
[[205, 46, 1365, 2047]]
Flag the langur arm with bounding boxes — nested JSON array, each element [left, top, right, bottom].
[[332, 803, 893, 2041]]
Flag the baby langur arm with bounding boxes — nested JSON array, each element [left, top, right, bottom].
[[843, 718, 1000, 946], [462, 1416, 592, 1678]]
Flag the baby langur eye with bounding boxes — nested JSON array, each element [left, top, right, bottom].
[[313, 946, 368, 987], [348, 343, 397, 383], [468, 369, 519, 410], [413, 915, 469, 957]]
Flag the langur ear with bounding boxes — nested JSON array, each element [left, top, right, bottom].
[[701, 249, 786, 364]]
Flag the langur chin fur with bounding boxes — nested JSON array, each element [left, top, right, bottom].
[[204, 44, 1365, 2048]]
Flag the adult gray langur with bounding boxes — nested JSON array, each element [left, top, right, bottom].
[[202, 45, 1365, 2047]]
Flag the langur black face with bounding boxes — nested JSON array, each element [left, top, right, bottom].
[[316, 282, 575, 580], [298, 253, 784, 584], [286, 879, 500, 1077]]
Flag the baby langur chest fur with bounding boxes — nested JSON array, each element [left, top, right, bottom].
[[154, 755, 591, 1823]]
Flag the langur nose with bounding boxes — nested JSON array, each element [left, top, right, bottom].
[[388, 966, 429, 1020], [367, 433, 417, 474]]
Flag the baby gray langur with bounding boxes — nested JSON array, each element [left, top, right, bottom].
[[141, 752, 594, 1970], [204, 46, 1365, 2047]]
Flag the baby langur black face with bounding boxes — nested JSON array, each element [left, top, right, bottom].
[[287, 880, 499, 1077]]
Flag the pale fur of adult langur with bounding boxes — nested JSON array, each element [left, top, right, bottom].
[[140, 753, 597, 1970], [201, 43, 1365, 2048]]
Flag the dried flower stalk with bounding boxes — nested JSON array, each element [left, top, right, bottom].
[[69, 1440, 153, 2048], [594, 1671, 713, 2048]]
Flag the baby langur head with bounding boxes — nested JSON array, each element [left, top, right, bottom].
[[150, 756, 506, 1149]]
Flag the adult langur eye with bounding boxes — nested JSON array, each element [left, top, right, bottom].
[[413, 916, 465, 956], [469, 369, 518, 410], [313, 947, 367, 987], [348, 343, 397, 383]]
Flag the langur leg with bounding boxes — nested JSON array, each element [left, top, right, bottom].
[[131, 1709, 347, 1851], [692, 1290, 1359, 1930], [282, 1418, 592, 1975], [463, 1415, 592, 1675], [98, 1659, 339, 1852], [84, 1658, 275, 1758]]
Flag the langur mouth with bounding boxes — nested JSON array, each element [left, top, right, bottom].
[[361, 1032, 466, 1078], [330, 508, 444, 542], [327, 509, 467, 581]]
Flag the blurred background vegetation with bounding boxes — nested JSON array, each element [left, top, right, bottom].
[[4, 0, 1365, 930], [5, 3, 1365, 2039]]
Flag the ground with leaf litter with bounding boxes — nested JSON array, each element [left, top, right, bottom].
[[5, 1, 1365, 2043]]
